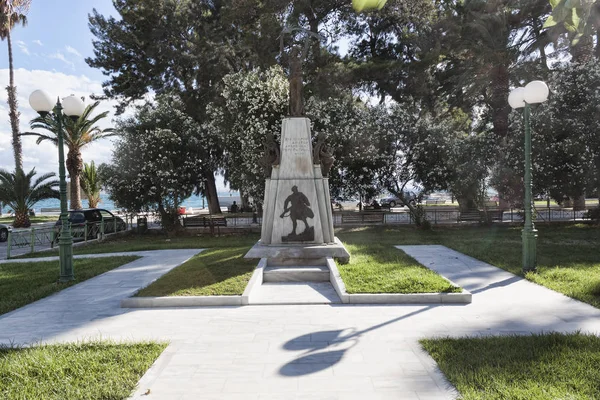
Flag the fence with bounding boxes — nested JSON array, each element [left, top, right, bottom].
[[180, 206, 594, 228], [4, 215, 138, 259]]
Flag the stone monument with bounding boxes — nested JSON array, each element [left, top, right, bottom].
[[245, 26, 349, 264]]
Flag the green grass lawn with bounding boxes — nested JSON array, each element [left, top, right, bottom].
[[337, 243, 460, 294], [337, 224, 600, 308], [17, 232, 260, 258], [16, 224, 600, 305], [0, 341, 167, 400], [135, 246, 256, 296], [421, 332, 600, 400], [0, 256, 139, 315]]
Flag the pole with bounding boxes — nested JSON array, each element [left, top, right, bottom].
[[522, 103, 537, 273], [56, 99, 74, 282]]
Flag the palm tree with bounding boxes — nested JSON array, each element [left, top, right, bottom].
[[1, 0, 31, 173], [0, 168, 59, 228], [80, 161, 101, 208], [23, 101, 116, 210]]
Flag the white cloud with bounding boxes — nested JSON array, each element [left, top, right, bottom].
[[0, 68, 232, 192], [65, 46, 82, 58], [15, 40, 30, 56], [32, 40, 43, 46], [0, 68, 120, 176], [49, 52, 74, 69]]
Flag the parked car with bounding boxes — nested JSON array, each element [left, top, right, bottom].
[[0, 223, 11, 242], [53, 208, 127, 244], [379, 193, 417, 208]]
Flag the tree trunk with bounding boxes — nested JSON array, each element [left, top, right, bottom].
[[490, 64, 511, 213], [597, 156, 600, 203], [571, 34, 594, 64], [6, 30, 23, 173], [240, 192, 250, 211], [203, 170, 221, 214], [66, 148, 83, 210], [573, 194, 586, 211], [596, 26, 600, 60], [13, 210, 30, 228], [457, 196, 477, 212], [490, 64, 510, 140]]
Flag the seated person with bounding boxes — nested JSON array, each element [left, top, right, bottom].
[[229, 201, 239, 213], [371, 200, 381, 210]]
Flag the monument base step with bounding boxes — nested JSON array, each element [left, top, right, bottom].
[[250, 282, 341, 305], [263, 266, 330, 282]]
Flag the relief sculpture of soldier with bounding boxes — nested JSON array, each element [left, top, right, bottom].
[[280, 185, 315, 242], [259, 131, 280, 178], [313, 131, 334, 177]]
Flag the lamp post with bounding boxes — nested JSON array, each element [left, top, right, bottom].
[[29, 90, 85, 282], [508, 81, 549, 273]]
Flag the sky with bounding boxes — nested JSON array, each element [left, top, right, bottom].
[[0, 0, 231, 191]]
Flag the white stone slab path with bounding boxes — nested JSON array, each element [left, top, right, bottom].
[[0, 246, 599, 400]]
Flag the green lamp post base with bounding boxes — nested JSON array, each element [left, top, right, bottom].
[[522, 228, 538, 273]]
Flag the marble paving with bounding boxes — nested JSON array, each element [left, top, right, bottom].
[[1, 246, 600, 399]]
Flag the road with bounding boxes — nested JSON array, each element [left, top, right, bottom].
[[0, 222, 56, 260]]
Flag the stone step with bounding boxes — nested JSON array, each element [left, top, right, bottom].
[[250, 282, 341, 305], [263, 266, 330, 283]]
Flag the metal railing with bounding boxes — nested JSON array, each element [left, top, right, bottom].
[[4, 216, 133, 259], [179, 207, 594, 228]]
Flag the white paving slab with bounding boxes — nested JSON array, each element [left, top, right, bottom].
[[1, 245, 600, 400], [251, 282, 342, 304]]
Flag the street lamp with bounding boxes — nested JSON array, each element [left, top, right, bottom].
[[29, 90, 85, 282], [508, 80, 549, 273]]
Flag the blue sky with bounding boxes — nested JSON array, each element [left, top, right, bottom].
[[0, 0, 231, 191], [0, 0, 116, 79]]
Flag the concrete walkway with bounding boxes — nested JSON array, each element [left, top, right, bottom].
[[1, 246, 600, 400]]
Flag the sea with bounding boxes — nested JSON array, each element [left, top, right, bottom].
[[0, 191, 241, 214]]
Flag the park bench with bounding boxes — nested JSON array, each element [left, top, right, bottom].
[[183, 216, 228, 228], [459, 209, 481, 223], [341, 212, 385, 224], [459, 209, 504, 223], [481, 208, 504, 223]]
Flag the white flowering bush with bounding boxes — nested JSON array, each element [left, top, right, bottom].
[[206, 66, 288, 204], [208, 66, 396, 203], [101, 96, 206, 230]]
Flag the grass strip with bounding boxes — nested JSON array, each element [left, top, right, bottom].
[[0, 256, 139, 315], [16, 232, 260, 258], [0, 216, 59, 224], [337, 224, 600, 308], [337, 243, 460, 294], [421, 332, 600, 400], [16, 224, 600, 307], [0, 341, 167, 400], [135, 246, 256, 296]]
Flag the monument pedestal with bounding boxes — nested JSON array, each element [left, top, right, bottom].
[[244, 117, 349, 304], [245, 237, 350, 264]]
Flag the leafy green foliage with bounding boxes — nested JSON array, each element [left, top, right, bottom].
[[101, 97, 208, 230], [0, 168, 59, 228], [80, 161, 101, 208], [23, 100, 116, 210]]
